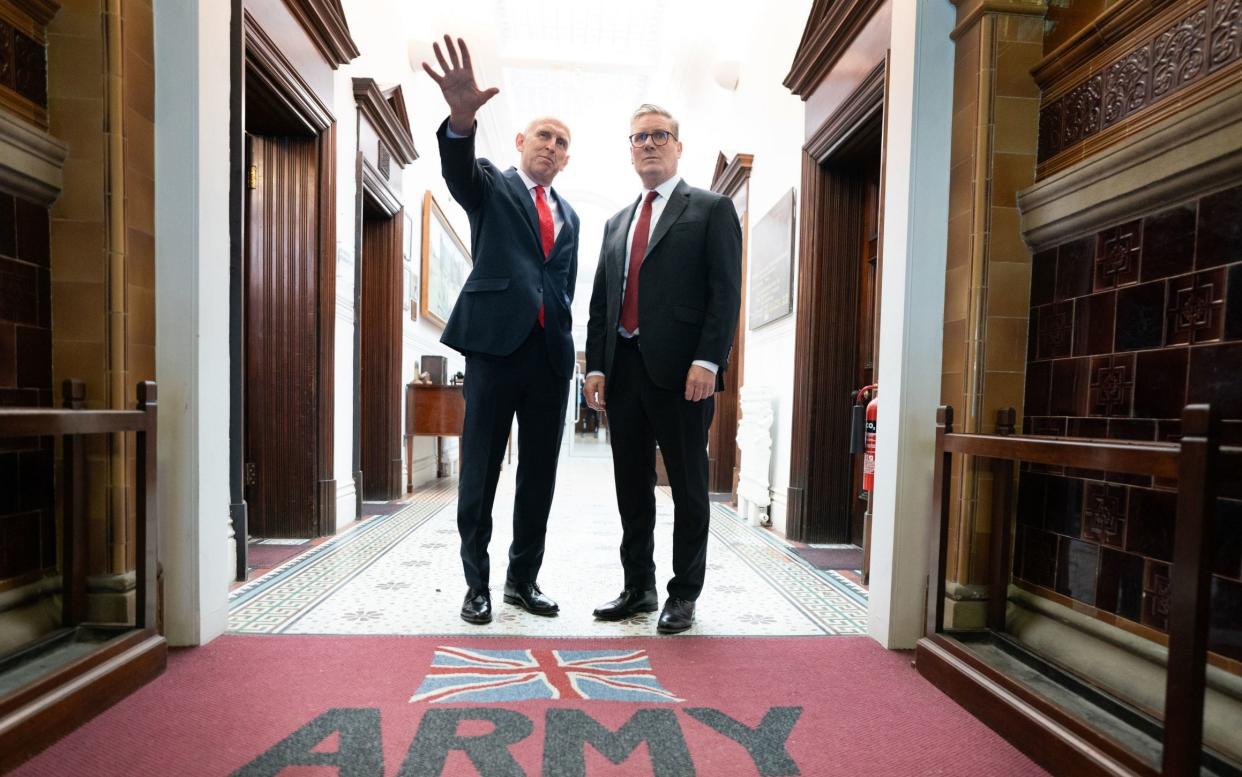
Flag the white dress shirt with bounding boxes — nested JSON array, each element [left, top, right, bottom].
[[587, 175, 718, 379]]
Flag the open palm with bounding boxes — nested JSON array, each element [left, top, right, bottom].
[[422, 36, 499, 127]]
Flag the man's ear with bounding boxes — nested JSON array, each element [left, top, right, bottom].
[[515, 132, 525, 152]]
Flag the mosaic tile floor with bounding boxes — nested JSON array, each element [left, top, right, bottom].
[[228, 453, 868, 637]]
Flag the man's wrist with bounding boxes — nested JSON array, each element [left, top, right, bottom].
[[691, 360, 718, 374], [447, 114, 476, 136]]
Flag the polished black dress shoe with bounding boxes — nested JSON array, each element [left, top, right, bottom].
[[593, 588, 659, 621], [460, 588, 492, 624], [503, 581, 559, 616], [657, 597, 695, 634]]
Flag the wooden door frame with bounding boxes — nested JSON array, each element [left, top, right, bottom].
[[237, 12, 337, 538], [708, 153, 753, 500], [786, 61, 886, 543], [354, 158, 403, 503]]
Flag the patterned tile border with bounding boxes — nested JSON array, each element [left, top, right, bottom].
[[228, 476, 868, 637], [228, 482, 456, 633]]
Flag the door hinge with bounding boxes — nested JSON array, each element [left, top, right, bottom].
[[245, 462, 256, 487], [248, 165, 258, 189]]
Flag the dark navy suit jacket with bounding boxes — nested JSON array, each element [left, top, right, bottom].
[[436, 119, 579, 378]]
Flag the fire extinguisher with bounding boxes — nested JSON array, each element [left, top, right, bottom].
[[851, 385, 878, 492]]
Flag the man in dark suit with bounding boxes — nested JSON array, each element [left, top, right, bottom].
[[584, 104, 742, 634], [423, 36, 579, 625]]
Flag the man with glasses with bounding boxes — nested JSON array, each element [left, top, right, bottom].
[[422, 36, 579, 625], [584, 104, 742, 633]]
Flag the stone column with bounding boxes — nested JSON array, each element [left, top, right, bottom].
[[939, 0, 1047, 627]]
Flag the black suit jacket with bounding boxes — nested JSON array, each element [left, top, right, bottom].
[[436, 119, 580, 378], [586, 179, 742, 391]]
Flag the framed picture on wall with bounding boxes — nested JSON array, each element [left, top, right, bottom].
[[748, 188, 796, 330], [405, 209, 419, 321], [420, 191, 472, 329]]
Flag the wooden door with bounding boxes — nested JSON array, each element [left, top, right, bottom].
[[244, 134, 320, 538], [849, 166, 882, 545], [360, 209, 403, 501]]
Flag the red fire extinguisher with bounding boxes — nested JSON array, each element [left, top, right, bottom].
[[852, 385, 878, 493], [863, 391, 878, 492]]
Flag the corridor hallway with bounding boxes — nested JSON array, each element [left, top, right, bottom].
[[11, 454, 1046, 776]]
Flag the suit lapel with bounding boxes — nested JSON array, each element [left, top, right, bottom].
[[644, 179, 690, 260], [503, 168, 543, 253], [548, 188, 575, 257], [608, 197, 639, 284]]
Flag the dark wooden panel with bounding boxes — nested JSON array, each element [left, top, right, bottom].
[[360, 210, 403, 500], [245, 134, 319, 538], [0, 631, 166, 773], [406, 385, 464, 437], [787, 154, 865, 542], [915, 635, 1159, 777]]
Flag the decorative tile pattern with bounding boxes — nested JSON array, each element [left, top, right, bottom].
[[1023, 186, 1242, 648], [1038, 0, 1241, 163], [229, 457, 868, 637]]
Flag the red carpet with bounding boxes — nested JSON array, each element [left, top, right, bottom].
[[9, 635, 1046, 776]]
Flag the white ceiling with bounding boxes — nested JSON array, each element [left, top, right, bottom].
[[349, 0, 768, 347]]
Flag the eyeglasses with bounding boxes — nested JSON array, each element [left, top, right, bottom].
[[628, 130, 677, 147]]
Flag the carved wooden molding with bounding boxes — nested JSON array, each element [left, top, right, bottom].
[[784, 0, 886, 98], [0, 0, 58, 37], [361, 155, 401, 217], [806, 60, 885, 161], [353, 77, 417, 166], [1020, 80, 1242, 249], [1033, 0, 1181, 88], [245, 11, 333, 134], [1035, 0, 1242, 172], [281, 0, 358, 68], [0, 104, 65, 203], [710, 152, 753, 196]]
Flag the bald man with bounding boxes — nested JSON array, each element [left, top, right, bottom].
[[424, 36, 580, 625]]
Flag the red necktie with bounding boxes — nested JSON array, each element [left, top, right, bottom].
[[619, 190, 658, 334], [534, 185, 554, 328]]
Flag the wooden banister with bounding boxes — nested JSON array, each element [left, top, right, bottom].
[[926, 403, 1224, 776], [0, 379, 166, 773]]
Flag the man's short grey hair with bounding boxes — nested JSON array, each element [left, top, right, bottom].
[[631, 104, 679, 138]]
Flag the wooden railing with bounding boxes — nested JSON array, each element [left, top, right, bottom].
[[922, 403, 1237, 777], [0, 380, 167, 772]]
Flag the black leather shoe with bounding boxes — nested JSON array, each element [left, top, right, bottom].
[[460, 588, 492, 624], [657, 597, 695, 634], [503, 581, 559, 616], [593, 588, 659, 621]]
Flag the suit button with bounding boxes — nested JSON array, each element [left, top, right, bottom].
[[537, 287, 543, 293]]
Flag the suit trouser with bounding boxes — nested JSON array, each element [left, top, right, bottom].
[[457, 326, 569, 591], [606, 336, 714, 601]]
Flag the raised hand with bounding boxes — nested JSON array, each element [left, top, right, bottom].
[[421, 35, 499, 134]]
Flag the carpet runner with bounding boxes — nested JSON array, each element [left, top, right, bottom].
[[9, 634, 1048, 776]]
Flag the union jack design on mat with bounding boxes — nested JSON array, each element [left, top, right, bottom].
[[410, 647, 683, 703]]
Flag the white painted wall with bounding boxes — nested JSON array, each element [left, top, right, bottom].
[[867, 0, 955, 649], [332, 74, 359, 529], [632, 0, 812, 535], [153, 0, 233, 646]]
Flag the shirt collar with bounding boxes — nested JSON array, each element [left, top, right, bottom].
[[643, 174, 681, 203], [516, 167, 547, 196]]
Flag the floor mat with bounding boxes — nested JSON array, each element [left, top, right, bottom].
[[9, 634, 1049, 777], [245, 541, 310, 570], [790, 545, 864, 570]]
